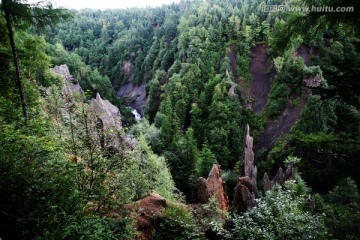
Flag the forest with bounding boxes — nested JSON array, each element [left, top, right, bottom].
[[0, 0, 359, 239]]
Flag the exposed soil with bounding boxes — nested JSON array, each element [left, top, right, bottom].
[[254, 96, 305, 152], [253, 46, 314, 152], [249, 44, 275, 113]]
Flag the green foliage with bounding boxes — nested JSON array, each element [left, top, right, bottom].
[[196, 144, 216, 178], [266, 83, 289, 118], [226, 185, 329, 240], [314, 178, 360, 240], [48, 43, 120, 106], [152, 203, 200, 240], [61, 216, 136, 240]]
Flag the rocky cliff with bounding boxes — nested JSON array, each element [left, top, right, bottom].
[[195, 164, 229, 214], [50, 64, 83, 97], [90, 93, 123, 148], [117, 81, 147, 116], [51, 64, 123, 149]]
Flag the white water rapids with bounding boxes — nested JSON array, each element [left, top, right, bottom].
[[131, 108, 141, 121]]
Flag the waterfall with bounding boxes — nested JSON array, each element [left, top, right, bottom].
[[131, 108, 141, 121]]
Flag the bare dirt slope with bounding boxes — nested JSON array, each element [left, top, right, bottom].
[[254, 98, 304, 152], [249, 44, 275, 113], [254, 46, 313, 152]]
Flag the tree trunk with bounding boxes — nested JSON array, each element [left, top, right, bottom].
[[3, 0, 29, 121]]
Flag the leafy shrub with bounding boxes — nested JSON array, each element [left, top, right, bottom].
[[152, 203, 200, 240], [314, 178, 360, 240], [226, 185, 329, 240], [266, 83, 289, 118]]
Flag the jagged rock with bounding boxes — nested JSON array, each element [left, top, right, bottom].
[[263, 173, 272, 193], [89, 93, 123, 148], [233, 176, 256, 213], [263, 164, 296, 193], [50, 64, 83, 98], [240, 124, 258, 195], [232, 125, 258, 213], [125, 191, 168, 240], [195, 164, 229, 214]]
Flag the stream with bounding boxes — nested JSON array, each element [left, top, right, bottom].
[[131, 108, 142, 121]]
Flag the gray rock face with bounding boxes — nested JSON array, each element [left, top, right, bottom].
[[51, 64, 123, 149], [263, 164, 296, 193], [117, 81, 147, 115], [50, 64, 83, 97], [233, 125, 258, 213], [90, 93, 123, 148], [304, 74, 321, 88], [241, 124, 258, 195]]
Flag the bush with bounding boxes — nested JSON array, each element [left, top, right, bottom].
[[226, 185, 329, 240], [152, 203, 200, 240]]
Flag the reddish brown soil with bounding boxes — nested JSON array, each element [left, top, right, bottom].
[[125, 191, 168, 240], [249, 44, 275, 113]]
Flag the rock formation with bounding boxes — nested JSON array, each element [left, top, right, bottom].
[[303, 74, 321, 88], [240, 124, 258, 195], [50, 64, 83, 98], [125, 191, 168, 240], [195, 164, 229, 214], [89, 93, 123, 148], [263, 164, 296, 193], [51, 65, 123, 149], [233, 176, 256, 212], [117, 81, 147, 116], [233, 124, 257, 213]]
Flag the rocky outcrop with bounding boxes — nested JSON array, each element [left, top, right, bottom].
[[51, 65, 123, 149], [263, 164, 296, 193], [195, 164, 229, 214], [125, 191, 168, 240], [50, 64, 83, 98], [121, 60, 134, 80], [89, 93, 123, 148], [117, 81, 147, 115], [233, 125, 258, 213], [241, 124, 258, 195], [233, 176, 256, 213]]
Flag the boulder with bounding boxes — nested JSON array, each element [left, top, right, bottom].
[[125, 191, 168, 240], [195, 164, 229, 214], [233, 176, 256, 213]]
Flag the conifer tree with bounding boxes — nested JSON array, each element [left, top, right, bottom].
[[0, 0, 70, 120]]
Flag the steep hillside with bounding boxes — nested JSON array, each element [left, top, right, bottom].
[[2, 0, 359, 238]]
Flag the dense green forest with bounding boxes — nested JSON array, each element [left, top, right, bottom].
[[1, 0, 359, 239]]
